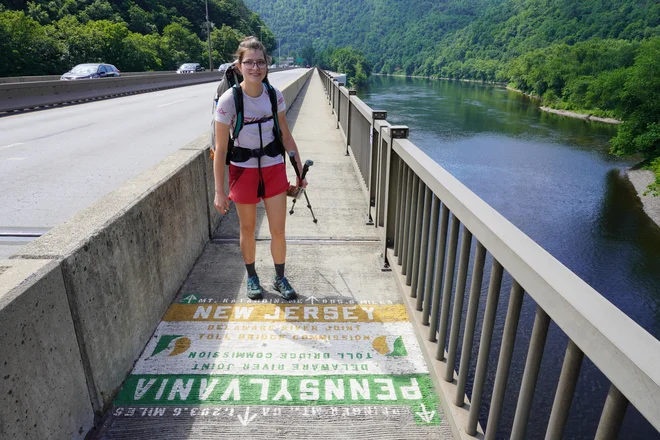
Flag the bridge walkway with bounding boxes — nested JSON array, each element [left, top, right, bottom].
[[95, 70, 454, 439]]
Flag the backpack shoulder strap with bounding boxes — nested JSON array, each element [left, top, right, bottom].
[[263, 79, 282, 140], [231, 84, 244, 139]]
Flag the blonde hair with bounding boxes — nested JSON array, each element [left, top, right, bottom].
[[235, 36, 271, 64]]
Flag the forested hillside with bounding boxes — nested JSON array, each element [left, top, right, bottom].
[[0, 0, 275, 75], [245, 0, 660, 192], [243, 0, 490, 73]]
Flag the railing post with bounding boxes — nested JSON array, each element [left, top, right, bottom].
[[345, 89, 356, 156], [368, 111, 387, 225], [510, 306, 551, 440], [380, 125, 409, 271], [594, 385, 629, 440], [545, 340, 584, 439], [336, 82, 344, 128], [332, 78, 338, 110]]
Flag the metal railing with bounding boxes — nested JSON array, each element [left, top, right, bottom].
[[319, 68, 660, 439]]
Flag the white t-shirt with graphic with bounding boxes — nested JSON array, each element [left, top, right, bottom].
[[214, 83, 286, 168]]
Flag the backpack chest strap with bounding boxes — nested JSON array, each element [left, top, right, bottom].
[[244, 116, 273, 126]]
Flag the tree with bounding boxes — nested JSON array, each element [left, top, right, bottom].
[[330, 46, 371, 87], [162, 19, 204, 68], [610, 37, 660, 159], [0, 10, 61, 76], [127, 3, 156, 35], [121, 32, 162, 71], [300, 43, 315, 66], [211, 24, 243, 63]]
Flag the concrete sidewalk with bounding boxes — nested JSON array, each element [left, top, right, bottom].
[[95, 71, 452, 439]]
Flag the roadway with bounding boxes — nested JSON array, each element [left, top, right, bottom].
[[0, 69, 309, 258]]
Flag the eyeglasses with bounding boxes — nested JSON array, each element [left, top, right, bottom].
[[241, 60, 267, 69]]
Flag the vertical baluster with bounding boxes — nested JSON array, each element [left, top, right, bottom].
[[594, 385, 629, 440], [455, 242, 486, 406], [485, 281, 525, 439], [444, 226, 473, 381], [393, 159, 404, 257], [510, 307, 551, 440], [408, 179, 425, 291], [435, 213, 461, 360], [545, 340, 584, 440], [428, 204, 450, 342], [422, 195, 440, 324], [467, 260, 504, 436], [415, 187, 432, 310], [404, 174, 420, 282], [399, 167, 414, 268]]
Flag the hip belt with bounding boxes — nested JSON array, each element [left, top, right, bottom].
[[229, 140, 282, 163]]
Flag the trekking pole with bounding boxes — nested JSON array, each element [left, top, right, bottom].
[[287, 152, 318, 223], [299, 160, 318, 223], [287, 151, 302, 214]]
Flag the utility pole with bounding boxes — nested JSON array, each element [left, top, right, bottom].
[[205, 0, 213, 70], [278, 38, 281, 65], [259, 25, 264, 42]]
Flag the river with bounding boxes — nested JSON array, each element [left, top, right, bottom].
[[358, 75, 660, 439]]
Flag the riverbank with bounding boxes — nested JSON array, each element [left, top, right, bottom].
[[372, 72, 507, 86], [625, 169, 660, 227], [540, 106, 621, 124], [503, 87, 622, 124]]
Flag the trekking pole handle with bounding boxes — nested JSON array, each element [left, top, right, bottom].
[[287, 151, 301, 178], [301, 159, 313, 180]]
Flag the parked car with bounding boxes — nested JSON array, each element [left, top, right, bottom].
[[177, 63, 205, 74], [60, 63, 121, 80], [217, 62, 234, 72]]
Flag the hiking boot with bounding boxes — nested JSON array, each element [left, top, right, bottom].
[[247, 275, 265, 300], [273, 276, 297, 300]]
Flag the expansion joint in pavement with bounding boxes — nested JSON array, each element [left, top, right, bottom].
[[212, 237, 381, 245]]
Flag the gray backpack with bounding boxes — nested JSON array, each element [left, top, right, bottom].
[[210, 65, 241, 159]]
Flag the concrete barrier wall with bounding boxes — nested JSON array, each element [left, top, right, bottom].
[[2, 67, 312, 439], [0, 72, 176, 84], [11, 150, 210, 413], [0, 72, 224, 112], [0, 260, 94, 440]]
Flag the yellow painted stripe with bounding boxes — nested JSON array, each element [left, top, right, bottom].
[[164, 303, 409, 323]]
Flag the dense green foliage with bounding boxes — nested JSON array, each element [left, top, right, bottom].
[[244, 0, 660, 191], [0, 0, 274, 75], [315, 46, 371, 87]]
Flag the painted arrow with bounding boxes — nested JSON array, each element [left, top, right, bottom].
[[238, 407, 257, 426], [181, 294, 198, 304], [415, 403, 437, 424], [306, 296, 319, 304]]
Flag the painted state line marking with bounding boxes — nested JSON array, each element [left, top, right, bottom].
[[164, 303, 409, 323]]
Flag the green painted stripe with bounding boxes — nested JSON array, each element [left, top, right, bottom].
[[115, 373, 441, 425]]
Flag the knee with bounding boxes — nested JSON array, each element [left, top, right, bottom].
[[239, 220, 256, 236], [270, 224, 286, 240]]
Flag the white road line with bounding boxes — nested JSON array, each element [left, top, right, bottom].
[[0, 142, 24, 150], [157, 99, 188, 108], [6, 157, 26, 161]]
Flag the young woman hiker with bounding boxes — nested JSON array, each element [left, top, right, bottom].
[[213, 36, 307, 300]]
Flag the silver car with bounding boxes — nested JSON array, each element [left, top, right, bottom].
[[177, 63, 205, 74], [217, 63, 234, 72], [60, 63, 121, 80]]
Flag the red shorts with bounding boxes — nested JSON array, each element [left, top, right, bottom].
[[228, 163, 289, 204]]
